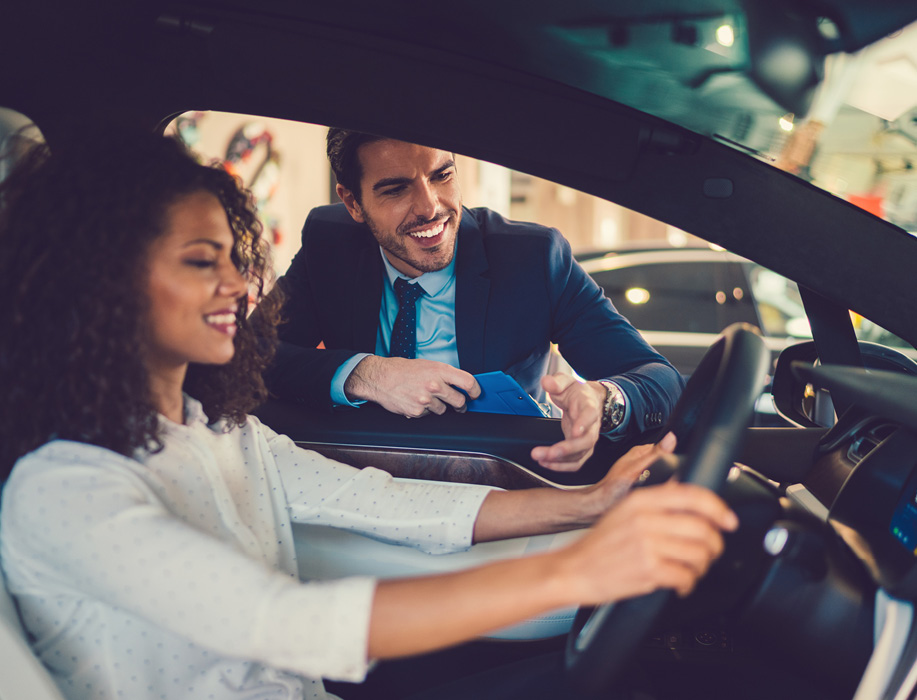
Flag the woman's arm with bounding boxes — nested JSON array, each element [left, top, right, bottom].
[[472, 433, 677, 543], [369, 480, 737, 659]]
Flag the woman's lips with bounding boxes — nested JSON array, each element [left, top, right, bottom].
[[204, 311, 238, 336]]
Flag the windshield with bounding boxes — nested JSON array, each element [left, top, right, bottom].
[[548, 16, 917, 233], [768, 21, 917, 234]]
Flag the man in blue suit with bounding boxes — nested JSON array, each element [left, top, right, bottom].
[[264, 129, 683, 471]]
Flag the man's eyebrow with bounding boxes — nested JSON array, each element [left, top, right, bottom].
[[371, 159, 456, 192], [372, 176, 411, 192], [433, 159, 456, 176]]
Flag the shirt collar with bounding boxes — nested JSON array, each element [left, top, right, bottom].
[[158, 394, 216, 430], [378, 236, 458, 298], [182, 394, 210, 426]]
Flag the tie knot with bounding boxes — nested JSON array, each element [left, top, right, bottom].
[[394, 277, 425, 305]]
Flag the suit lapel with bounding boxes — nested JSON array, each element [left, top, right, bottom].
[[454, 210, 490, 374], [351, 240, 384, 351]]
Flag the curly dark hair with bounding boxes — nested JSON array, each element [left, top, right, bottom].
[[326, 127, 386, 202], [0, 130, 282, 480]]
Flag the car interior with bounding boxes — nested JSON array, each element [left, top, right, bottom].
[[3, 1, 917, 699]]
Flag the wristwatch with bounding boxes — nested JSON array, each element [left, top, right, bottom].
[[598, 380, 627, 433]]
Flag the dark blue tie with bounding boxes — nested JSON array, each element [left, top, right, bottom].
[[390, 277, 425, 359]]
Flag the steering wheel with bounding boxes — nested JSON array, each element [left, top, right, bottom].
[[564, 322, 770, 696]]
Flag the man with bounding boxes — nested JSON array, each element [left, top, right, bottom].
[[264, 129, 684, 471]]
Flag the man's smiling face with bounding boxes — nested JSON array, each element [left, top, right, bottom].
[[338, 139, 462, 278]]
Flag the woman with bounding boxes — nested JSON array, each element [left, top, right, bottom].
[[0, 131, 736, 700]]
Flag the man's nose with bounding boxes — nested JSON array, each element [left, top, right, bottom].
[[411, 180, 439, 219]]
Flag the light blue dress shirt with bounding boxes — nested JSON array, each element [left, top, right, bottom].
[[328, 240, 631, 438], [330, 243, 460, 407]]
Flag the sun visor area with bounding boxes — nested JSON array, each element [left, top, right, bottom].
[[192, 15, 655, 186]]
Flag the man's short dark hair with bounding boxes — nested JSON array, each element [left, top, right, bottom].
[[326, 127, 386, 203]]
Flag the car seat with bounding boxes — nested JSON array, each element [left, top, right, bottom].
[[0, 567, 65, 700]]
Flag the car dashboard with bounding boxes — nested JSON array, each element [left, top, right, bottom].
[[746, 360, 917, 700]]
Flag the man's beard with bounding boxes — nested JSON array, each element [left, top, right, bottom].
[[364, 208, 460, 274]]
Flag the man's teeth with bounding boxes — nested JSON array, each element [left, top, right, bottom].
[[205, 313, 236, 324], [409, 223, 444, 238]]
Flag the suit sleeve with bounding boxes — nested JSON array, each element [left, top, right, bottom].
[[261, 209, 362, 410], [545, 231, 685, 436]]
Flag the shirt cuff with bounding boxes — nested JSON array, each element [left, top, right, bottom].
[[256, 575, 377, 682], [331, 354, 372, 407]]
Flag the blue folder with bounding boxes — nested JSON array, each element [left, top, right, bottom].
[[465, 371, 549, 417]]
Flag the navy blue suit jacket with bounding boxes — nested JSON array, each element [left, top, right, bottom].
[[265, 204, 683, 436]]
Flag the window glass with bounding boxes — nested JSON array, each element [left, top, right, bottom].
[[165, 112, 329, 276], [854, 317, 913, 349], [746, 264, 811, 338], [591, 262, 732, 333], [167, 111, 913, 356], [746, 262, 913, 349], [721, 262, 761, 330]]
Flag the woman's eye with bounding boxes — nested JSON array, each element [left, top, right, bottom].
[[185, 259, 216, 269]]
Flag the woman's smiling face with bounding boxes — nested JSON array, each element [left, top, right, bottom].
[[143, 190, 248, 376]]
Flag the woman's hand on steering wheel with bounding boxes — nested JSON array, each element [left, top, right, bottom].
[[586, 431, 679, 512], [562, 481, 739, 605]]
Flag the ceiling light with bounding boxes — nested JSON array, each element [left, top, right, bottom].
[[625, 288, 651, 305], [779, 113, 795, 131], [716, 24, 735, 47]]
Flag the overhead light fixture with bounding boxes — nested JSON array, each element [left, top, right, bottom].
[[715, 23, 735, 47], [625, 288, 651, 305], [779, 113, 795, 131], [745, 1, 823, 115]]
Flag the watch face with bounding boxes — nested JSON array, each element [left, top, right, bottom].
[[609, 396, 624, 427], [601, 381, 625, 431]]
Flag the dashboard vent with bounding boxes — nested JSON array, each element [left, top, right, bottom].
[[847, 422, 897, 464]]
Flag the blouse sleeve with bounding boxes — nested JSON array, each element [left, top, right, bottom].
[[260, 422, 494, 555], [0, 442, 376, 682]]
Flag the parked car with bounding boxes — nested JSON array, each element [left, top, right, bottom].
[[579, 247, 915, 424], [3, 1, 917, 700], [581, 248, 807, 373], [580, 247, 917, 425]]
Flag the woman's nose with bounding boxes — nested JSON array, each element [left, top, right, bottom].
[[219, 263, 248, 299]]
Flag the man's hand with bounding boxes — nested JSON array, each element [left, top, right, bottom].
[[344, 355, 481, 418], [530, 373, 606, 471]]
